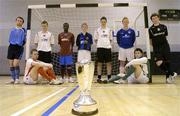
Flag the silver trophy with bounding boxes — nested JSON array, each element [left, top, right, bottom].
[[72, 61, 98, 115]]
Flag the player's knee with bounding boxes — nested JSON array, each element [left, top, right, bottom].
[[156, 60, 163, 67]]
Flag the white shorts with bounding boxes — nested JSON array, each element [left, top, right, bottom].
[[118, 47, 134, 61], [23, 76, 37, 85], [127, 72, 149, 84], [77, 50, 91, 62]]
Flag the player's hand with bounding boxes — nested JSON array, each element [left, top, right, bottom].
[[48, 64, 53, 68]]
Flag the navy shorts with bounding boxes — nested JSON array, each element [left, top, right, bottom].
[[38, 51, 51, 63], [7, 44, 24, 60], [97, 48, 112, 63]]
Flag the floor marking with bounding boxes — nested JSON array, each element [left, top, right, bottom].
[[42, 85, 79, 116], [11, 87, 67, 116]]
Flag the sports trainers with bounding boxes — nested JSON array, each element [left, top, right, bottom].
[[167, 72, 177, 84], [6, 79, 14, 84], [14, 79, 20, 84], [97, 78, 103, 83], [59, 77, 64, 84], [69, 77, 75, 83], [49, 79, 62, 85], [114, 79, 126, 84]]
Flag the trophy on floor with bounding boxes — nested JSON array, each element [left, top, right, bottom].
[[72, 61, 98, 115]]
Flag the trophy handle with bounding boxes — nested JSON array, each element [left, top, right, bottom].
[[76, 62, 95, 93]]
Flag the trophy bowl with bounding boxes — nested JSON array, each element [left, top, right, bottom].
[[72, 61, 98, 115]]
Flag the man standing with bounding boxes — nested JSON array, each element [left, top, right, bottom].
[[116, 17, 136, 75], [94, 16, 113, 83], [34, 20, 54, 63], [58, 23, 75, 83], [149, 13, 177, 83], [76, 23, 93, 62], [7, 16, 26, 84]]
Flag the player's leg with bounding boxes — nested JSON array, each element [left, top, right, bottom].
[[24, 66, 39, 84], [59, 55, 66, 82], [111, 65, 135, 83], [38, 67, 61, 84], [105, 48, 112, 80], [13, 46, 23, 84], [162, 44, 177, 83], [126, 47, 134, 63], [118, 48, 126, 74], [7, 45, 16, 84], [66, 55, 74, 83], [96, 48, 103, 83]]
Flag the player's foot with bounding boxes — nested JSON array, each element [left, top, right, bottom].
[[6, 79, 14, 84], [59, 77, 64, 84], [117, 73, 126, 77], [69, 77, 75, 83], [14, 79, 20, 84], [97, 78, 103, 83], [114, 79, 126, 84], [167, 72, 177, 84], [49, 79, 62, 85], [102, 80, 108, 84], [170, 72, 177, 81]]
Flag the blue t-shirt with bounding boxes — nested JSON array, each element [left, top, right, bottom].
[[9, 27, 26, 46], [116, 28, 136, 49], [76, 32, 93, 51]]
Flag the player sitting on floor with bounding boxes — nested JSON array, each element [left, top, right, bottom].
[[23, 49, 61, 85], [107, 48, 149, 84]]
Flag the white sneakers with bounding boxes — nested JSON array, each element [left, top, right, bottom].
[[6, 79, 20, 84], [59, 77, 76, 83], [166, 72, 177, 84], [49, 79, 62, 85], [114, 79, 127, 84], [117, 73, 126, 77]]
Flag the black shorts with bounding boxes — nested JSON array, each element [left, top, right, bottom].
[[97, 48, 112, 63], [153, 43, 170, 61], [38, 51, 51, 63], [7, 44, 24, 60]]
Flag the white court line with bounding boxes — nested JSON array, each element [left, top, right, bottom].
[[11, 87, 67, 116]]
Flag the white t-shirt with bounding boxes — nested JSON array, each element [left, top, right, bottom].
[[94, 27, 112, 49], [34, 31, 54, 51], [24, 58, 34, 78]]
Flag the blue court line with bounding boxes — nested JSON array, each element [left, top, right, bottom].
[[42, 85, 79, 116]]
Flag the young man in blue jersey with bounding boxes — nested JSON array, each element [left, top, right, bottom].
[[116, 17, 136, 76], [7, 16, 26, 84], [76, 23, 93, 62]]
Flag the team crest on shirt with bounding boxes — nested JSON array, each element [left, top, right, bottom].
[[128, 31, 131, 34], [157, 28, 161, 31]]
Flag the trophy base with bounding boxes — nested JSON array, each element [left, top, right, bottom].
[[72, 108, 98, 116]]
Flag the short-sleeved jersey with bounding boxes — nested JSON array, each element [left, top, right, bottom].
[[94, 27, 112, 49], [9, 27, 26, 46], [34, 31, 54, 52], [76, 32, 93, 51], [58, 32, 75, 55], [24, 58, 34, 77], [116, 28, 136, 49], [148, 24, 169, 46]]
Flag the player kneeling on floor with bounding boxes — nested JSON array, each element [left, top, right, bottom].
[[23, 49, 61, 85], [108, 48, 149, 84]]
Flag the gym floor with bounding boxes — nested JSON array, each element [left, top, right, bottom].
[[0, 75, 180, 116]]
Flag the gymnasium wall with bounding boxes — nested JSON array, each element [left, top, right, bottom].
[[0, 0, 180, 75]]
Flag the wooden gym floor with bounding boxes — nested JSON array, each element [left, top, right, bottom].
[[0, 75, 180, 116]]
